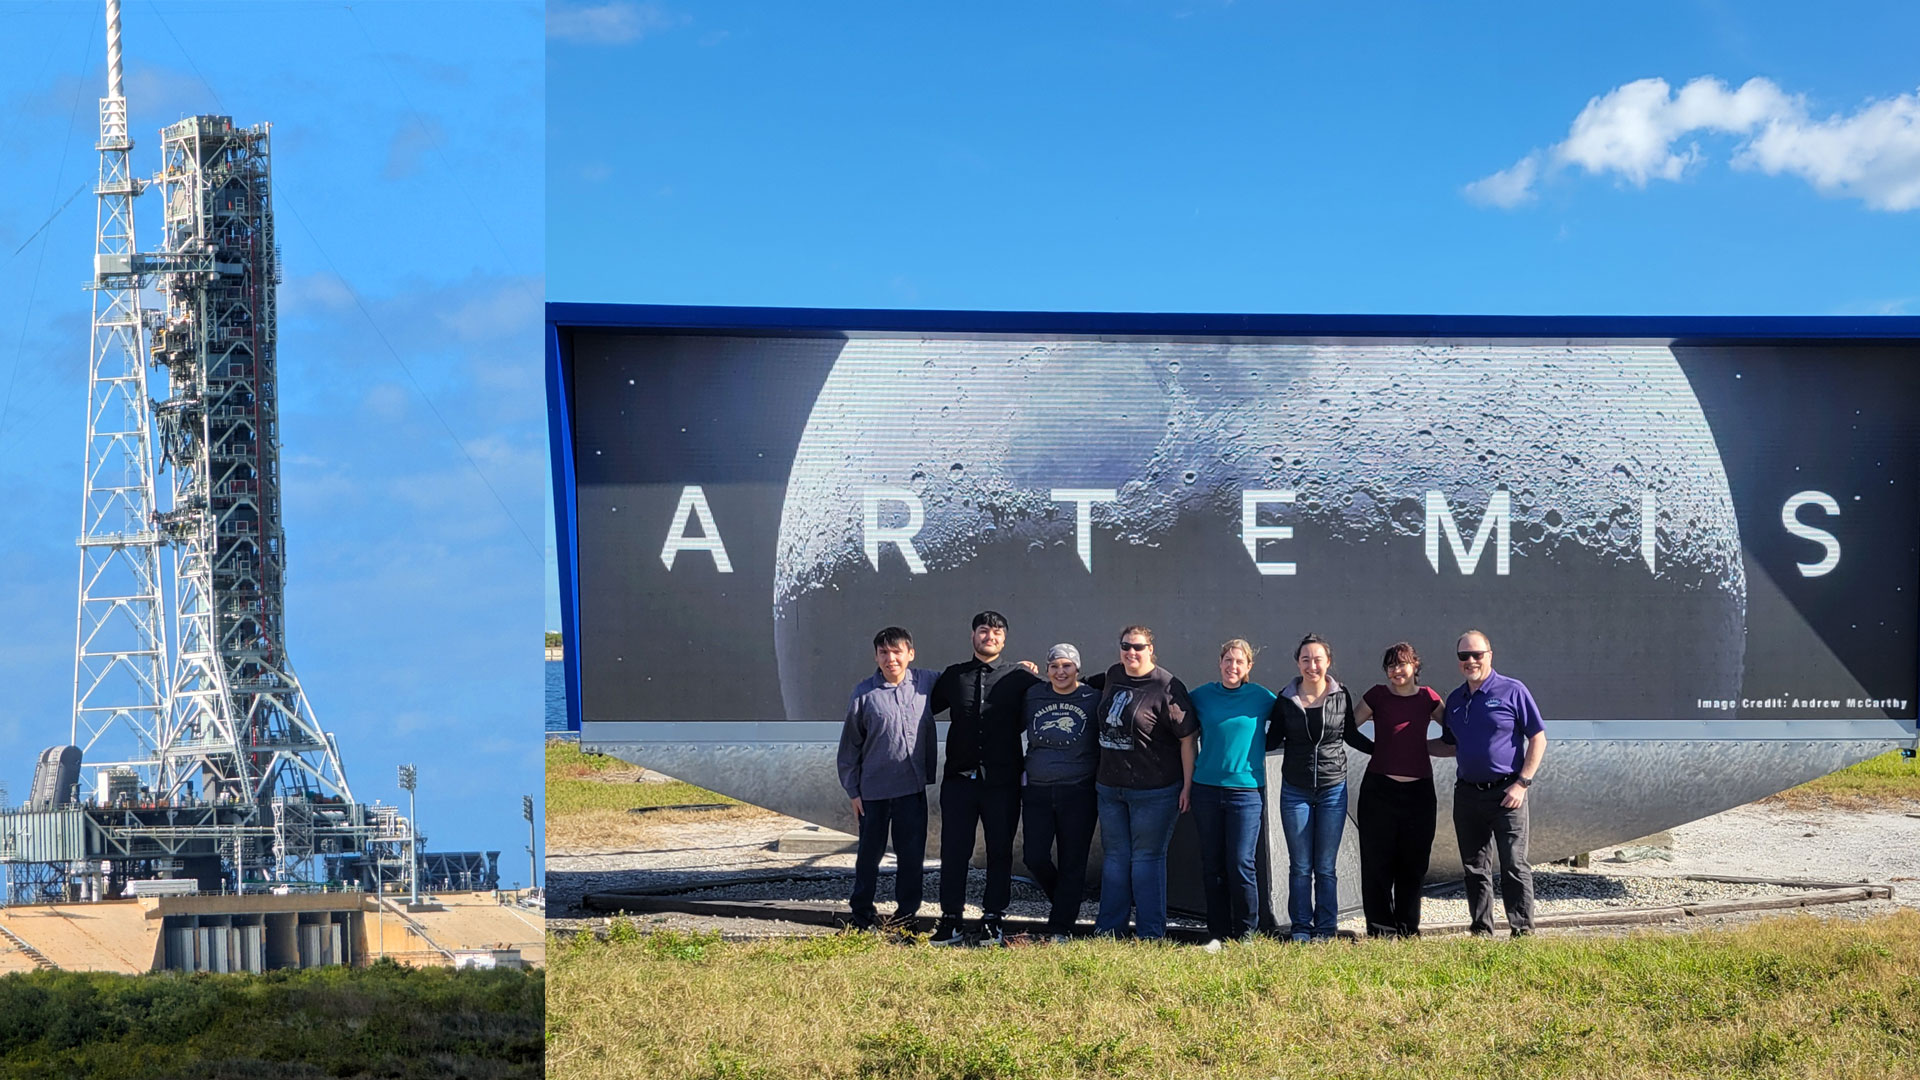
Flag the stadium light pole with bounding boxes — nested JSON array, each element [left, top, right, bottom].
[[398, 765, 418, 906], [523, 794, 537, 897]]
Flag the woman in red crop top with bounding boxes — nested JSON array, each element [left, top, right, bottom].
[[1353, 642, 1453, 938]]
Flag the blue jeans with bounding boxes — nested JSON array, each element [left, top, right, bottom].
[[1277, 781, 1347, 940], [1191, 783, 1263, 940], [1094, 781, 1183, 939]]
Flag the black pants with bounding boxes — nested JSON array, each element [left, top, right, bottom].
[[1021, 780, 1097, 932], [1452, 782, 1534, 935], [849, 791, 927, 924], [1357, 773, 1436, 937], [940, 775, 1020, 920]]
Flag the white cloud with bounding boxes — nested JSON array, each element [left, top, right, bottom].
[[1738, 93, 1920, 211], [1463, 152, 1541, 208], [1469, 76, 1920, 212], [546, 2, 687, 44]]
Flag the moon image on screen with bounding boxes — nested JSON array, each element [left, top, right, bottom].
[[772, 341, 1745, 723]]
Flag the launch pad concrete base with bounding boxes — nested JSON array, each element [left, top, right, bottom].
[[0, 891, 543, 973]]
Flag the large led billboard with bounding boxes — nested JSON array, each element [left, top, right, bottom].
[[548, 306, 1918, 869], [555, 311, 1917, 731]]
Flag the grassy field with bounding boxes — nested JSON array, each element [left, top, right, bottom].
[[0, 963, 542, 1080], [547, 739, 773, 850], [548, 912, 1920, 1080], [1767, 749, 1920, 809]]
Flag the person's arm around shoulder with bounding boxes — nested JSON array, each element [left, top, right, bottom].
[[1353, 689, 1374, 733], [1503, 684, 1548, 809], [929, 666, 954, 717], [1264, 695, 1289, 754], [1427, 687, 1458, 758], [918, 669, 941, 788], [1169, 677, 1198, 813], [837, 683, 868, 820], [1341, 689, 1374, 754]]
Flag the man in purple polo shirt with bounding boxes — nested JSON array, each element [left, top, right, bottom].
[[1441, 629, 1547, 937]]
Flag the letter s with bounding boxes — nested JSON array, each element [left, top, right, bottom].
[[1781, 491, 1840, 578]]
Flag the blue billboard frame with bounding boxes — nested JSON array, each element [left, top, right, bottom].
[[545, 302, 1920, 733]]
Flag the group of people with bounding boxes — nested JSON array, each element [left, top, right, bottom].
[[835, 612, 1546, 945]]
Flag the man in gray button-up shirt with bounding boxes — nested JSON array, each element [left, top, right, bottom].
[[837, 626, 939, 929]]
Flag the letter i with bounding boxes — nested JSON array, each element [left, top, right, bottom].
[[1640, 491, 1656, 574]]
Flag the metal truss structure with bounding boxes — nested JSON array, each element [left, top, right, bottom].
[[326, 849, 501, 894], [73, 0, 168, 779], [147, 114, 353, 825], [2, 0, 414, 904]]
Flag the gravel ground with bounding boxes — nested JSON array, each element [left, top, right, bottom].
[[547, 802, 1920, 939]]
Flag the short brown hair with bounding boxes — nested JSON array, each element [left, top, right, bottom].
[[1120, 625, 1154, 645], [1381, 641, 1420, 674]]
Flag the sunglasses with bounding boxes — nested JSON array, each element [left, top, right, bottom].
[[1120, 641, 1150, 652], [1456, 650, 1488, 661]]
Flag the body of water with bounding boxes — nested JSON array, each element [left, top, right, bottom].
[[545, 660, 568, 732]]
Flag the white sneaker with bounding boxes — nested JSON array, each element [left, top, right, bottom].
[[1202, 938, 1224, 953]]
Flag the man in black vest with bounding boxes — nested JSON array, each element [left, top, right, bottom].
[[929, 611, 1039, 945]]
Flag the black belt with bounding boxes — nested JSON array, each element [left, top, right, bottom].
[[1460, 773, 1518, 791]]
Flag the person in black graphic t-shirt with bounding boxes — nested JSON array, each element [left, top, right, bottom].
[[1020, 643, 1101, 937], [928, 611, 1040, 947], [1090, 625, 1197, 940]]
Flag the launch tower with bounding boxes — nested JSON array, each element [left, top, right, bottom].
[[1, 0, 413, 903]]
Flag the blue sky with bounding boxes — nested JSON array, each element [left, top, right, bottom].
[[0, 1, 544, 865], [546, 1, 1919, 319]]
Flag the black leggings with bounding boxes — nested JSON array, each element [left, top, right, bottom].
[[1356, 772, 1436, 937]]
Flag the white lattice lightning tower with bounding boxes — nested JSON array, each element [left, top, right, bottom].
[[73, 0, 170, 777]]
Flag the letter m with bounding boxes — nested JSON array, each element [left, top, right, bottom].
[[1425, 489, 1511, 575]]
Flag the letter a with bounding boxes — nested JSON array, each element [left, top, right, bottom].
[[660, 485, 734, 572], [1425, 489, 1511, 575]]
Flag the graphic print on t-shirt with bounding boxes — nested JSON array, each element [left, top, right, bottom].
[[1030, 698, 1090, 750], [1099, 689, 1135, 750], [1029, 703, 1090, 745]]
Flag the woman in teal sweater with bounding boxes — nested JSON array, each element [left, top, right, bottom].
[[1186, 638, 1278, 945]]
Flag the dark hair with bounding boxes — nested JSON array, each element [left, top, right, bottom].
[[1382, 641, 1421, 674], [1119, 625, 1154, 645], [1294, 633, 1332, 662], [873, 626, 913, 649], [972, 610, 1008, 631]]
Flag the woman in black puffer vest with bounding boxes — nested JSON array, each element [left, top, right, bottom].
[[1265, 634, 1374, 941]]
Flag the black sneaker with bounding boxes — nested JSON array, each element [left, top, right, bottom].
[[928, 918, 965, 947], [846, 914, 877, 932], [979, 916, 1006, 947]]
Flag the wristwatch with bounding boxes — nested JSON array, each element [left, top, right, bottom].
[[1516, 775, 1534, 788]]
